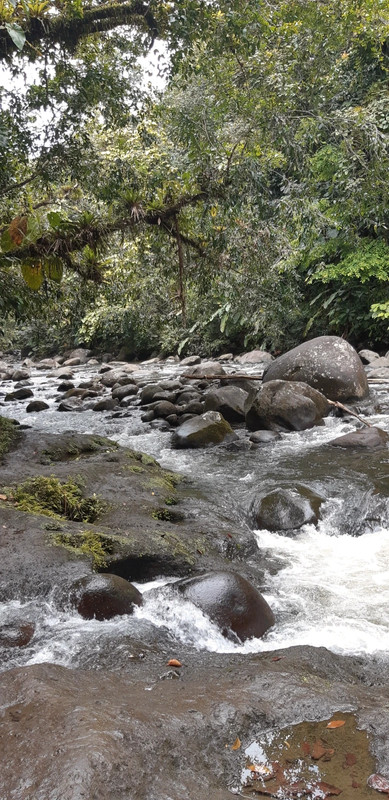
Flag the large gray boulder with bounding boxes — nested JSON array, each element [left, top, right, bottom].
[[204, 385, 248, 423], [245, 380, 330, 432], [176, 571, 275, 641], [250, 487, 322, 531], [263, 336, 368, 401], [172, 411, 233, 448], [236, 350, 273, 365]]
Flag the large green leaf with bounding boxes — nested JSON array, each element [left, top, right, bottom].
[[5, 23, 26, 51], [44, 258, 63, 283], [21, 262, 44, 291]]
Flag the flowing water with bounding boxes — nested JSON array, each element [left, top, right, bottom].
[[1, 360, 389, 669]]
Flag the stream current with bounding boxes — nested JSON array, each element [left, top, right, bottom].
[[1, 360, 389, 670]]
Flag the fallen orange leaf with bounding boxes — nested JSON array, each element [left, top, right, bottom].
[[326, 720, 345, 729], [231, 737, 241, 751], [167, 659, 182, 668]]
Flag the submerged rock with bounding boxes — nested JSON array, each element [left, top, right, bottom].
[[245, 380, 330, 432], [172, 411, 233, 448], [177, 571, 275, 641], [73, 574, 143, 620], [263, 336, 368, 401]]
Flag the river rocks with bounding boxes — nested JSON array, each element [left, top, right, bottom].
[[358, 349, 380, 364], [204, 385, 248, 423], [111, 384, 138, 401], [57, 381, 75, 392], [245, 380, 330, 432], [57, 397, 84, 411], [365, 356, 389, 370], [181, 355, 201, 366], [329, 426, 389, 449], [236, 349, 273, 365], [73, 574, 143, 620], [263, 336, 368, 401], [92, 397, 118, 412], [249, 430, 281, 444], [64, 347, 91, 364], [177, 571, 275, 641], [26, 400, 49, 413], [183, 361, 226, 377], [5, 388, 34, 401], [250, 487, 322, 531], [35, 358, 59, 370], [172, 411, 233, 448], [12, 368, 30, 381], [152, 400, 179, 418]]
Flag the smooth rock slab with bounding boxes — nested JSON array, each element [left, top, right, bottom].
[[329, 426, 389, 449], [177, 571, 275, 641], [263, 336, 368, 401], [172, 411, 233, 448]]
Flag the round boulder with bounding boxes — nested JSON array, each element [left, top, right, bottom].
[[26, 400, 49, 413], [263, 336, 368, 401], [245, 380, 330, 432], [177, 571, 275, 641], [250, 487, 322, 531], [74, 574, 143, 620], [172, 411, 233, 448]]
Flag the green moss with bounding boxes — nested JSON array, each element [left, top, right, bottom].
[[152, 508, 175, 522], [0, 416, 20, 460], [128, 465, 145, 474], [146, 471, 182, 493], [52, 530, 114, 569], [40, 434, 118, 463], [11, 475, 108, 522], [140, 453, 158, 466], [164, 496, 178, 506]]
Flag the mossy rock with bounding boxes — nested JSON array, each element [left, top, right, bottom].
[[9, 475, 108, 523], [172, 412, 233, 448], [40, 434, 118, 463], [0, 416, 21, 461], [52, 530, 115, 570]]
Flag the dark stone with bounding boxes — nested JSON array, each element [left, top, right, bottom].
[[152, 401, 178, 418], [141, 410, 154, 422], [166, 414, 179, 426], [184, 400, 205, 415], [204, 385, 248, 422], [176, 391, 202, 406], [172, 411, 233, 448], [93, 398, 119, 412], [57, 381, 74, 392], [26, 401, 49, 413], [111, 384, 138, 401], [263, 336, 368, 401], [0, 622, 35, 647], [5, 388, 34, 401], [177, 571, 275, 641], [57, 398, 83, 412], [245, 380, 330, 432], [329, 426, 389, 449], [140, 383, 164, 404], [73, 574, 143, 620], [250, 487, 322, 531]]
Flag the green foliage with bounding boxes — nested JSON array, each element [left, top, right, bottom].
[[11, 475, 108, 521]]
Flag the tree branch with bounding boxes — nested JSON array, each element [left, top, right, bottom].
[[0, 2, 159, 60]]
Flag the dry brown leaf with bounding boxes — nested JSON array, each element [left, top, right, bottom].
[[314, 780, 342, 796], [167, 659, 182, 668], [343, 752, 357, 767], [231, 736, 241, 751], [9, 216, 27, 246], [312, 740, 327, 760], [0, 494, 7, 501], [326, 720, 345, 729]]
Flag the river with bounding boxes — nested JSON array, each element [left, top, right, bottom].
[[1, 359, 389, 671]]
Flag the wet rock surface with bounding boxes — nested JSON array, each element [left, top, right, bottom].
[[245, 379, 330, 432], [263, 336, 369, 401]]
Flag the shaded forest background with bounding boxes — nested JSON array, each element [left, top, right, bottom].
[[1, 0, 389, 358]]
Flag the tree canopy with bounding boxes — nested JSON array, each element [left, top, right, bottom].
[[1, 0, 389, 356]]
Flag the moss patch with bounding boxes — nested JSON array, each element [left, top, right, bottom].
[[40, 434, 118, 463], [52, 530, 115, 569], [11, 475, 108, 522], [0, 416, 20, 461]]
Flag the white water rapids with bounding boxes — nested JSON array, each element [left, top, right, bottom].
[[1, 360, 388, 667]]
